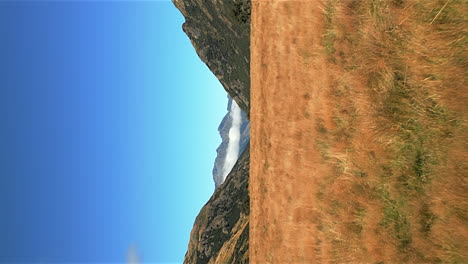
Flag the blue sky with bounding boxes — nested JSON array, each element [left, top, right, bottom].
[[0, 1, 227, 263]]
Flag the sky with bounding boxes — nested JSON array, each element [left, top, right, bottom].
[[0, 1, 227, 263]]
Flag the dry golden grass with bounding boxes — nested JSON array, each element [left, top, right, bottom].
[[251, 0, 467, 263]]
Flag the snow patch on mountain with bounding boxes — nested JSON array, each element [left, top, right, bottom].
[[212, 96, 250, 188]]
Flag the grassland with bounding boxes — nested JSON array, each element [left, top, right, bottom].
[[251, 0, 467, 262]]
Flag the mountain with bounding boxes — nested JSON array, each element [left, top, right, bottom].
[[171, 0, 251, 263], [213, 96, 250, 188], [184, 145, 249, 264], [172, 0, 250, 116]]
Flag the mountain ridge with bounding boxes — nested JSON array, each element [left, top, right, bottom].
[[171, 0, 251, 263], [213, 96, 250, 188], [172, 0, 250, 115]]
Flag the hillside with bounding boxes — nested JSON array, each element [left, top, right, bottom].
[[184, 146, 250, 264], [171, 0, 251, 263], [250, 0, 467, 263], [172, 0, 250, 115]]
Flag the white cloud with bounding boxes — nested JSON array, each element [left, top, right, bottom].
[[222, 99, 242, 182]]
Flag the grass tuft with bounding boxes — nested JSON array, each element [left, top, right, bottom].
[[379, 186, 412, 249], [322, 0, 337, 61]]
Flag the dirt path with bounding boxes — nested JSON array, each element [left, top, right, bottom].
[[250, 1, 335, 262]]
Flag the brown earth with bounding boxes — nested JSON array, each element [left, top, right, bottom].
[[250, 0, 467, 263]]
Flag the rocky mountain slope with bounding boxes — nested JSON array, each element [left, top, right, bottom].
[[172, 0, 250, 116], [184, 146, 250, 264], [171, 0, 251, 263], [213, 96, 250, 188]]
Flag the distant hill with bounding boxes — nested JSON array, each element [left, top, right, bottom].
[[213, 96, 250, 188]]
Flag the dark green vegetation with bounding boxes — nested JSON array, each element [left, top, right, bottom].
[[233, 0, 251, 24]]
